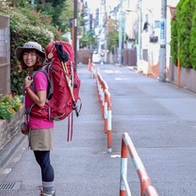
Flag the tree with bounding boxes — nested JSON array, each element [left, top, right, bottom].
[[171, 0, 196, 69], [107, 18, 126, 54], [59, 0, 74, 33], [170, 19, 178, 65], [177, 0, 193, 68], [35, 0, 70, 33], [107, 30, 119, 54], [189, 0, 196, 69], [2, 0, 71, 33], [0, 0, 27, 7], [0, 2, 60, 94]]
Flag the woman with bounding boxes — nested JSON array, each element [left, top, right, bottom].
[[15, 41, 55, 196]]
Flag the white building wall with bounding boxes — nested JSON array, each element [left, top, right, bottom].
[[141, 0, 179, 73]]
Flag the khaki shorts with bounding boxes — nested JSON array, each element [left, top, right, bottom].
[[29, 128, 54, 151]]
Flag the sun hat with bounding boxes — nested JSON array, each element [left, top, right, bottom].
[[15, 41, 45, 60]]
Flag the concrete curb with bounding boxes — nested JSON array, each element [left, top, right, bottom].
[[0, 132, 26, 169]]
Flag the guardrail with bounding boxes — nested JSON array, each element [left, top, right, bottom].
[[120, 132, 158, 196], [88, 60, 112, 153], [104, 89, 112, 152], [88, 61, 157, 193], [96, 70, 112, 153], [88, 58, 97, 78], [97, 72, 109, 117]]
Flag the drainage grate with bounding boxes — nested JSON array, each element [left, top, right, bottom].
[[0, 182, 21, 190]]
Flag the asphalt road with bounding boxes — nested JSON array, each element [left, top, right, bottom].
[[0, 63, 196, 196]]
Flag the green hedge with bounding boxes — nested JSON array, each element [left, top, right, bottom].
[[190, 1, 196, 70], [171, 0, 196, 70], [170, 20, 178, 65], [0, 5, 62, 95]]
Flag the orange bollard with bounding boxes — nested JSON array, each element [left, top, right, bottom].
[[92, 64, 97, 78], [88, 58, 92, 72], [104, 89, 112, 152], [144, 186, 159, 196], [120, 137, 128, 196], [104, 91, 109, 133], [120, 132, 158, 196]]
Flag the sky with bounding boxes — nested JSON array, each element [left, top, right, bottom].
[[86, 0, 179, 11], [86, 0, 120, 11]]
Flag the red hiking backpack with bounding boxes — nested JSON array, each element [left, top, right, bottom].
[[26, 41, 81, 121]]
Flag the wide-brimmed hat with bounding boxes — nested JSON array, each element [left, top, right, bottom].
[[15, 41, 45, 60]]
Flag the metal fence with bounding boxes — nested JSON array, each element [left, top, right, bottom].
[[0, 14, 10, 96]]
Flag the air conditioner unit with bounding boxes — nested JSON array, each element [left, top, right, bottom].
[[150, 36, 158, 43]]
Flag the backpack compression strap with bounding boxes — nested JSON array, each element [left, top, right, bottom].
[[55, 42, 79, 117]]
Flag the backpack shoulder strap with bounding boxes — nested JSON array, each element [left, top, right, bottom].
[[30, 70, 39, 92], [30, 66, 48, 92], [25, 66, 51, 118]]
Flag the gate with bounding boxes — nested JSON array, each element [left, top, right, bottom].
[[0, 14, 10, 96]]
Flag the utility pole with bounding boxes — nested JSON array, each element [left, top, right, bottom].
[[123, 11, 126, 42], [118, 0, 123, 65], [159, 0, 167, 82], [74, 0, 78, 69], [138, 0, 142, 61], [104, 0, 107, 63]]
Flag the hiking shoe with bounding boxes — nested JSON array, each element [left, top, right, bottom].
[[40, 192, 55, 196], [37, 186, 55, 196]]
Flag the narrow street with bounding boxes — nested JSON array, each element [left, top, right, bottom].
[[0, 63, 196, 195]]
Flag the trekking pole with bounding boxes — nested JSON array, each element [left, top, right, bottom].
[[61, 61, 79, 117], [67, 62, 75, 142], [67, 112, 74, 141], [60, 61, 74, 142]]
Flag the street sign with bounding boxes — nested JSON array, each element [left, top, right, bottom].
[[160, 19, 166, 46]]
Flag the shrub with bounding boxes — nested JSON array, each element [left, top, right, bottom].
[[171, 0, 196, 69], [170, 20, 178, 65], [177, 0, 193, 68], [0, 94, 23, 120], [189, 0, 196, 70], [0, 4, 63, 95], [9, 8, 54, 95]]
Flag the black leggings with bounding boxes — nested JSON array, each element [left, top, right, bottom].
[[34, 151, 54, 182]]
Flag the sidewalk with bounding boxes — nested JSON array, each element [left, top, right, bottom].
[[0, 63, 121, 196], [0, 63, 196, 196]]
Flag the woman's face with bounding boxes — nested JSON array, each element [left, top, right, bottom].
[[22, 50, 37, 68]]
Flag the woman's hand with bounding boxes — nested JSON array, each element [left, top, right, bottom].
[[24, 76, 46, 108], [24, 76, 33, 88]]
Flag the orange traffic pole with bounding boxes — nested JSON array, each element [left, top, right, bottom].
[[104, 94, 108, 133], [177, 57, 180, 88], [120, 138, 128, 196], [91, 63, 97, 78], [88, 58, 92, 71], [104, 90, 112, 150], [177, 44, 180, 89], [144, 186, 158, 196], [105, 90, 112, 153], [120, 132, 158, 196], [97, 73, 102, 106]]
